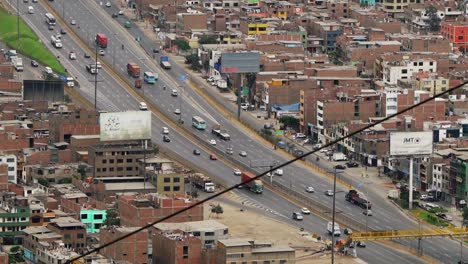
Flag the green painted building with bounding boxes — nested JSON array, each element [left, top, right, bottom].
[[451, 157, 468, 202], [80, 209, 107, 233], [0, 194, 30, 244]]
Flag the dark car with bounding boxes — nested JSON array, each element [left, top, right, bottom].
[[346, 161, 359, 168], [334, 164, 346, 170], [84, 53, 91, 58], [209, 154, 217, 160], [112, 13, 118, 18], [30, 60, 39, 67], [193, 149, 201, 155], [48, 24, 54, 31], [60, 29, 66, 35], [163, 135, 171, 142], [152, 48, 159, 53]]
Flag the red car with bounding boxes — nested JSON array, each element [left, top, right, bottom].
[[209, 154, 217, 160]]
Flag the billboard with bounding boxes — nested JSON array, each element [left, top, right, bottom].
[[100, 111, 151, 141], [220, 52, 260, 73], [23, 80, 64, 102], [390, 131, 433, 156]]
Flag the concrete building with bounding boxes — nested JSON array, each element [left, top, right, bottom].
[[152, 229, 202, 264], [80, 209, 107, 233], [0, 192, 30, 243], [382, 0, 422, 14], [378, 57, 437, 85], [100, 226, 149, 264], [0, 154, 17, 183], [22, 226, 62, 263], [441, 22, 468, 50], [47, 217, 87, 249], [140, 157, 185, 195], [412, 72, 449, 95], [216, 239, 296, 264]]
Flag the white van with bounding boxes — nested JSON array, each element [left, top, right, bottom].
[[139, 102, 148, 111], [28, 6, 34, 14], [327, 221, 341, 236]]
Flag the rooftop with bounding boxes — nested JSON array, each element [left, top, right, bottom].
[[51, 217, 85, 228], [155, 220, 227, 232]]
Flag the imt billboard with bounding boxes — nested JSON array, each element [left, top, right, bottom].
[[100, 111, 151, 141], [220, 52, 260, 73], [390, 131, 433, 156]]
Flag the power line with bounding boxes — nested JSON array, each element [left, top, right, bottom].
[[67, 81, 468, 263]]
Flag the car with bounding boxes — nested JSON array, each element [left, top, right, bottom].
[[23, 0, 28, 3], [209, 154, 217, 160], [436, 213, 453, 221], [356, 241, 366, 248], [171, 89, 178, 96], [193, 149, 201, 155], [275, 169, 283, 176], [174, 108, 181, 115], [346, 161, 359, 168], [226, 147, 233, 155], [70, 19, 76, 25], [139, 102, 148, 111], [163, 135, 170, 142], [239, 151, 247, 157], [240, 103, 248, 110], [301, 207, 311, 215], [152, 48, 159, 53], [305, 186, 315, 193], [363, 210, 373, 216], [209, 139, 216, 145], [292, 212, 303, 221], [344, 228, 353, 235], [420, 194, 428, 200], [32, 0, 38, 2], [118, 10, 124, 15], [105, 2, 111, 7], [84, 53, 91, 58], [30, 60, 38, 67], [98, 49, 105, 56], [233, 169, 241, 176], [162, 127, 169, 135], [95, 61, 102, 69], [112, 13, 118, 18], [48, 24, 54, 31], [334, 164, 346, 170], [325, 190, 334, 196], [295, 133, 307, 138], [69, 51, 76, 60], [60, 29, 66, 35]]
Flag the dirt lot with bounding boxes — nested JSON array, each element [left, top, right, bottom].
[[204, 192, 362, 264]]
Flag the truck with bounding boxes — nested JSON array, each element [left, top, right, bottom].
[[95, 33, 108, 48], [51, 35, 62, 48], [241, 172, 263, 194], [160, 55, 171, 70], [327, 221, 341, 236], [345, 190, 372, 209], [11, 57, 23, 72], [211, 124, 230, 141], [127, 63, 140, 78], [332, 152, 347, 161], [86, 64, 98, 74], [387, 189, 400, 200], [191, 173, 215, 193]]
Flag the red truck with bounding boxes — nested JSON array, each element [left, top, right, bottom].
[[95, 33, 108, 48], [241, 172, 263, 194], [127, 63, 140, 78]]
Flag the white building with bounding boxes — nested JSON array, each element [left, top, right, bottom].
[[0, 154, 17, 183], [382, 58, 436, 85]]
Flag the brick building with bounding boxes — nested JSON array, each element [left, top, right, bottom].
[[48, 109, 100, 143], [47, 217, 86, 249], [152, 229, 202, 264], [216, 239, 295, 264], [100, 226, 149, 264]]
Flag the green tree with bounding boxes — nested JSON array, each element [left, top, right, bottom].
[[77, 164, 87, 180], [199, 35, 218, 45], [463, 207, 468, 226], [174, 39, 190, 51], [37, 178, 49, 187], [104, 209, 120, 226], [279, 116, 300, 131], [211, 204, 224, 218], [425, 6, 441, 31], [185, 54, 202, 71]]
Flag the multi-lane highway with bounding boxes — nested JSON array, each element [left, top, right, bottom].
[[10, 0, 463, 262]]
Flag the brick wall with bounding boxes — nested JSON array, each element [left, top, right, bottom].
[[152, 230, 202, 264], [100, 227, 149, 264], [0, 164, 7, 192]]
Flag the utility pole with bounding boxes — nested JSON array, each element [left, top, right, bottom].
[[237, 73, 242, 120], [331, 167, 338, 264], [250, 160, 277, 184], [16, 0, 20, 50], [94, 42, 99, 109]]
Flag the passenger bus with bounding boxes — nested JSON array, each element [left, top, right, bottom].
[[45, 13, 56, 25], [192, 116, 207, 130], [143, 71, 156, 84]]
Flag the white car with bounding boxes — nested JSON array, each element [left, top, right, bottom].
[[69, 51, 76, 60], [363, 210, 373, 216], [240, 103, 248, 110], [98, 49, 105, 56], [325, 190, 334, 196], [118, 10, 124, 15], [305, 186, 315, 193], [162, 127, 169, 135], [171, 89, 178, 96], [301, 207, 311, 215], [209, 139, 217, 145], [233, 169, 241, 176], [105, 2, 111, 7], [275, 169, 283, 176], [295, 133, 307, 138], [70, 19, 76, 25], [239, 151, 247, 157], [174, 108, 181, 115], [95, 61, 102, 69]]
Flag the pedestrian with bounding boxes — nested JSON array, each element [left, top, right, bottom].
[[274, 145, 277, 150]]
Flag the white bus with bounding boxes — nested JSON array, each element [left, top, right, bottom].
[[45, 13, 56, 25], [192, 116, 206, 130]]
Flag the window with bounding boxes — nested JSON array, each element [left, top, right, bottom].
[[126, 167, 133, 171], [94, 214, 103, 220], [64, 234, 71, 240], [401, 69, 407, 74], [205, 232, 215, 236], [164, 177, 171, 183], [94, 223, 102, 229], [6, 158, 14, 162], [80, 214, 88, 220], [117, 167, 123, 171], [164, 186, 171, 191], [77, 233, 84, 239], [109, 159, 115, 163], [126, 159, 132, 162], [419, 62, 423, 66], [192, 231, 201, 236], [429, 61, 434, 66], [183, 245, 189, 255], [173, 186, 180, 191], [102, 160, 107, 164], [173, 177, 180, 183], [117, 159, 123, 163], [8, 167, 14, 171], [224, 228, 229, 235]]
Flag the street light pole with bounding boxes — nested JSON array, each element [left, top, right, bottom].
[[94, 42, 98, 110], [16, 0, 20, 50], [331, 167, 337, 264]]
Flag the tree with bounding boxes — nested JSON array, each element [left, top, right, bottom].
[[185, 54, 202, 71], [211, 204, 224, 218], [279, 116, 300, 131], [104, 209, 120, 226], [463, 207, 468, 226], [426, 6, 441, 32], [174, 39, 190, 51], [37, 178, 49, 187], [199, 35, 218, 45], [190, 189, 199, 198], [77, 164, 87, 180]]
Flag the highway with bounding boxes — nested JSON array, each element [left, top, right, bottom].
[[10, 0, 461, 262]]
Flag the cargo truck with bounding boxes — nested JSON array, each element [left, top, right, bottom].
[[241, 172, 263, 194], [11, 57, 23, 72], [51, 35, 62, 48], [160, 55, 171, 70], [127, 63, 140, 78], [332, 152, 347, 161], [211, 124, 230, 140], [191, 173, 215, 193], [345, 190, 372, 209], [86, 64, 98, 74], [95, 33, 108, 48]]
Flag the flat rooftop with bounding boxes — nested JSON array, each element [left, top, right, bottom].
[[155, 220, 227, 232]]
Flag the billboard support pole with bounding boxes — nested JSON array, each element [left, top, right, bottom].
[[237, 73, 241, 120], [409, 156, 413, 209]]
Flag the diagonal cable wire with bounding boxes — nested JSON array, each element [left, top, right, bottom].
[[67, 81, 468, 263]]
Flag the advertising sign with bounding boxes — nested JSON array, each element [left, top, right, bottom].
[[389, 131, 433, 156], [220, 52, 260, 73], [100, 111, 151, 141]]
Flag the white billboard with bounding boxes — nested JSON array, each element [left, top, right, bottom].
[[390, 131, 433, 156], [100, 111, 151, 141]]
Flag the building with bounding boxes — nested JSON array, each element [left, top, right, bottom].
[[216, 239, 296, 264], [47, 217, 87, 249], [152, 229, 202, 264], [80, 209, 107, 233], [22, 226, 62, 263], [441, 22, 468, 50], [0, 192, 30, 244], [382, 0, 422, 14], [0, 154, 17, 183], [376, 56, 437, 85], [100, 226, 149, 264], [153, 220, 229, 248], [412, 72, 449, 96], [141, 157, 185, 195]]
